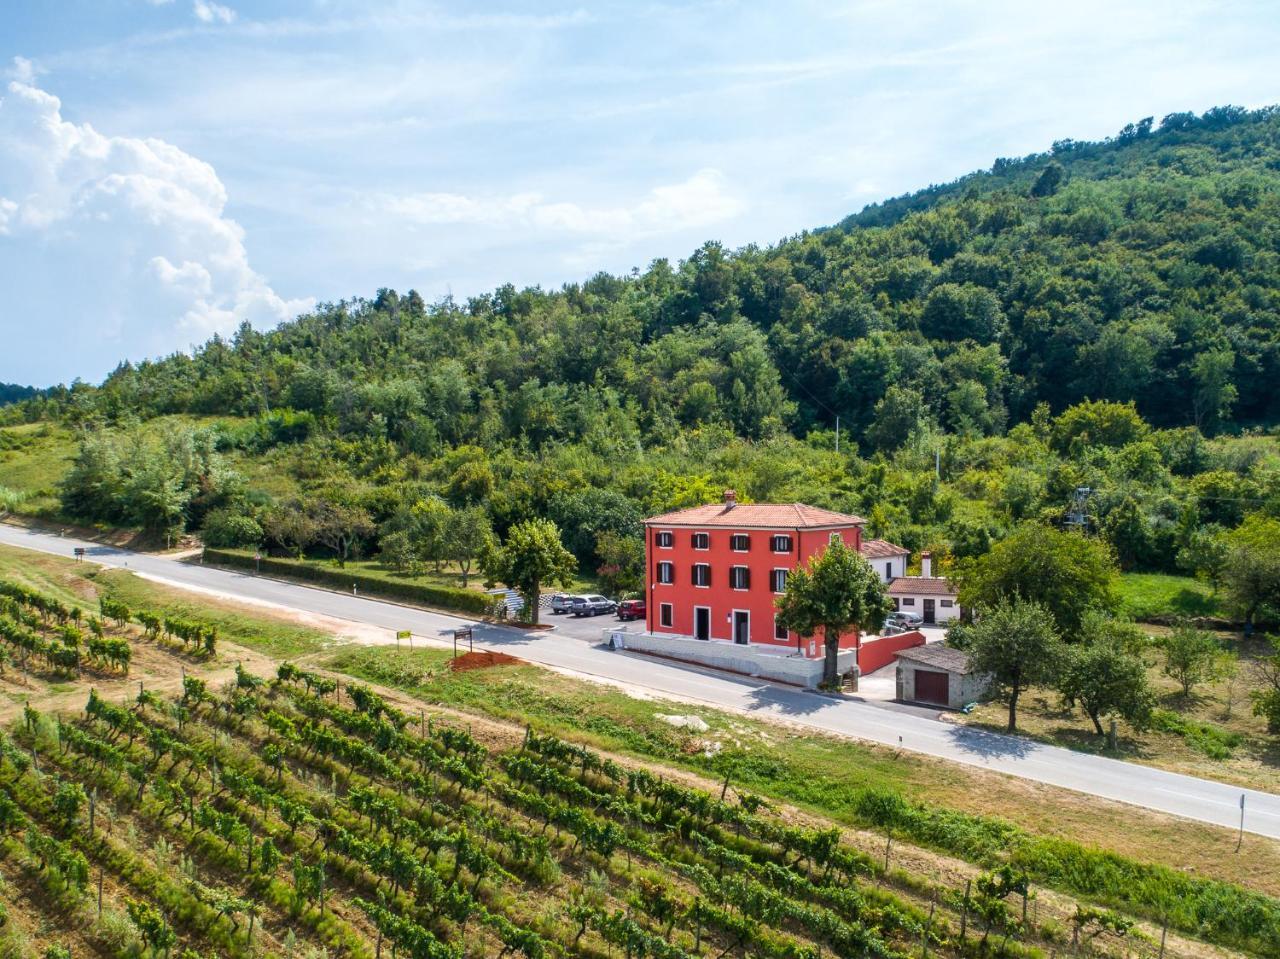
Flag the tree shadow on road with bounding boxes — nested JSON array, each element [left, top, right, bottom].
[[942, 723, 1039, 760]]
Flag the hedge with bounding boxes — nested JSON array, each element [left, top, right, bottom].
[[202, 549, 493, 617]]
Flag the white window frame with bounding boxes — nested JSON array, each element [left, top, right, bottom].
[[659, 603, 673, 627], [656, 530, 674, 549], [901, 597, 915, 607], [730, 566, 750, 591], [773, 616, 788, 641], [771, 568, 788, 594], [692, 532, 710, 551], [731, 609, 751, 645], [693, 563, 711, 588], [657, 561, 674, 584], [730, 533, 750, 552], [829, 531, 842, 543], [941, 599, 954, 608], [771, 534, 792, 553]]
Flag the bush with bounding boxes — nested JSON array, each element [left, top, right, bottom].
[[201, 509, 264, 549], [202, 548, 491, 616], [1149, 709, 1242, 758]]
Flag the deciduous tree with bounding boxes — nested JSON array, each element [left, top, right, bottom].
[[482, 519, 576, 625], [774, 538, 891, 688], [966, 599, 1063, 732]]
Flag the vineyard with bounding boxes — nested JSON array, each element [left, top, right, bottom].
[[0, 574, 1271, 958], [0, 654, 1131, 959]]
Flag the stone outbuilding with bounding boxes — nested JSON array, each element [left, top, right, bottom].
[[895, 645, 989, 708]]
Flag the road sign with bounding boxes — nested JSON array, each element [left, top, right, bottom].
[[73, 547, 85, 561], [453, 626, 473, 657]]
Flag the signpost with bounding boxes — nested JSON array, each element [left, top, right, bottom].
[[453, 626, 473, 658], [396, 629, 412, 650], [73, 547, 85, 562], [1237, 793, 1246, 851]]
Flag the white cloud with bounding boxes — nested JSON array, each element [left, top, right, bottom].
[[193, 1, 236, 25], [0, 76, 311, 380], [377, 168, 743, 239], [6, 57, 36, 83]]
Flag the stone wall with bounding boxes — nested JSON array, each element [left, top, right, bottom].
[[601, 627, 856, 688]]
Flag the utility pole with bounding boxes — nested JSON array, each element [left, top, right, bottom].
[[835, 416, 840, 454]]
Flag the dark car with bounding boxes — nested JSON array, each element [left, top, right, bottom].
[[571, 594, 617, 617], [617, 599, 646, 621], [549, 592, 576, 615]]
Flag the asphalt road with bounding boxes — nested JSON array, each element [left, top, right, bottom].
[[3, 523, 1278, 839]]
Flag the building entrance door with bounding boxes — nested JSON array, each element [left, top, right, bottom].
[[923, 598, 936, 624], [694, 607, 710, 641], [733, 611, 750, 645]]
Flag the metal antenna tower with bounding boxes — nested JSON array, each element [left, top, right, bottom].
[[1064, 486, 1093, 531]]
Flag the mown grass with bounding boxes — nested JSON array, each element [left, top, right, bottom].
[[322, 646, 1280, 904], [1117, 572, 1222, 622], [0, 544, 331, 659]]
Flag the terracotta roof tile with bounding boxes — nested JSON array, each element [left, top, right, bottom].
[[887, 576, 956, 597], [644, 502, 865, 529], [861, 538, 909, 559]]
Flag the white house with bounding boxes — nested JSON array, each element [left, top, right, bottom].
[[861, 538, 909, 583], [886, 551, 961, 625]]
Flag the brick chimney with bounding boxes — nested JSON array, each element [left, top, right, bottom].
[[921, 551, 932, 578], [723, 489, 737, 510]]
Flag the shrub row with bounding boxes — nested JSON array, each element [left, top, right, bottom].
[[202, 548, 492, 616]]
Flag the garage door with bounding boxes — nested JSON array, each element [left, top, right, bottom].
[[913, 669, 949, 706]]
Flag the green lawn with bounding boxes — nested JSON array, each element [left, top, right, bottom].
[[1117, 572, 1223, 622]]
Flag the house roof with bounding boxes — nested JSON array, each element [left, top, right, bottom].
[[896, 644, 974, 674], [861, 538, 909, 559], [645, 502, 866, 529], [887, 576, 956, 597]]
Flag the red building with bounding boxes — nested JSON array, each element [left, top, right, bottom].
[[643, 491, 865, 659]]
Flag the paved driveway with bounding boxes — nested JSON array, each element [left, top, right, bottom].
[[2, 523, 1278, 839]]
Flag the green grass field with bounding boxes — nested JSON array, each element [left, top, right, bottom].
[[1116, 572, 1223, 622], [0, 421, 78, 517]]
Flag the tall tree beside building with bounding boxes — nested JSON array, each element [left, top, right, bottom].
[[953, 523, 1118, 635], [481, 519, 576, 625], [774, 538, 892, 689], [965, 599, 1063, 732]]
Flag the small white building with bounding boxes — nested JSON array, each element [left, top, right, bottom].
[[886, 551, 960, 624], [861, 538, 909, 583]]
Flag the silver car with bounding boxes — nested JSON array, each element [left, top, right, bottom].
[[883, 611, 924, 633], [549, 593, 577, 614]]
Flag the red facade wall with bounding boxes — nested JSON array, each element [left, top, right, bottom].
[[645, 520, 863, 659], [856, 630, 926, 674]]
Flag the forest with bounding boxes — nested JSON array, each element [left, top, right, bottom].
[[1, 105, 1276, 597]]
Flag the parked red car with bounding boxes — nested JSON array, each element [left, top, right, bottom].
[[617, 599, 646, 621]]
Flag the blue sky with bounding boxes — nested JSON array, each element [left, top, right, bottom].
[[3, 0, 1280, 386]]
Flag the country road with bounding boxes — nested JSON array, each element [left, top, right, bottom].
[[3, 522, 1278, 840]]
